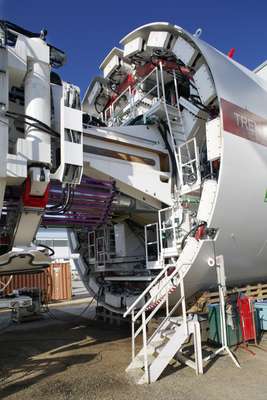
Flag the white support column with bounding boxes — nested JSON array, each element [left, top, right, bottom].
[[193, 320, 203, 375], [131, 310, 135, 361], [0, 46, 8, 218], [205, 255, 240, 368], [142, 311, 149, 383], [165, 269, 169, 316], [24, 55, 51, 165], [180, 273, 187, 335]]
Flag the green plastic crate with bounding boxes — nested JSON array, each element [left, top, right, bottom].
[[208, 304, 243, 347]]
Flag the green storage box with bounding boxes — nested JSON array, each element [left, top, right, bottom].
[[208, 304, 243, 347]]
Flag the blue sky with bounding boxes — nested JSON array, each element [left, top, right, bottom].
[[2, 0, 267, 96]]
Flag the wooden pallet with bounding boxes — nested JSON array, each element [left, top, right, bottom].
[[187, 282, 267, 313]]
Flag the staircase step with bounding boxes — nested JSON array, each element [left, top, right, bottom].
[[126, 353, 155, 370], [139, 339, 164, 355], [160, 327, 176, 338], [169, 316, 183, 325], [161, 330, 176, 340], [155, 337, 184, 356]]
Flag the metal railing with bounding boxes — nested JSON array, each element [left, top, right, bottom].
[[123, 260, 191, 383], [158, 62, 183, 184], [158, 206, 178, 258], [144, 222, 160, 268], [95, 236, 106, 268], [88, 231, 96, 262], [103, 85, 133, 124], [103, 67, 160, 126], [178, 137, 201, 191], [102, 64, 167, 126]]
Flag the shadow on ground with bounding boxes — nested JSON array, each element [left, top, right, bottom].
[[0, 306, 130, 399]]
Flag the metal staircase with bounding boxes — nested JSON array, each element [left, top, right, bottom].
[[123, 246, 203, 384], [126, 315, 202, 384], [178, 138, 201, 194], [156, 62, 200, 192], [160, 64, 186, 145]]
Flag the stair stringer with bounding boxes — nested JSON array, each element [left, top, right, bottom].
[[139, 319, 196, 384]]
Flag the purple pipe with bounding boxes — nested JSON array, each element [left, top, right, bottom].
[[2, 176, 116, 230], [42, 176, 116, 229]]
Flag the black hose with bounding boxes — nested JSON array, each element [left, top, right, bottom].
[[46, 295, 97, 322], [45, 185, 73, 215], [157, 121, 178, 192], [45, 188, 68, 211], [6, 111, 60, 138], [37, 243, 55, 257], [63, 186, 75, 213]]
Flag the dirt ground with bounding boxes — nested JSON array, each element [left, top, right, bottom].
[[1, 301, 267, 400]]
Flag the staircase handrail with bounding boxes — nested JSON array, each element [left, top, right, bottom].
[[123, 263, 170, 317], [133, 262, 191, 322], [123, 262, 190, 319]]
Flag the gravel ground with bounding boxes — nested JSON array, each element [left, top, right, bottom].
[[1, 301, 267, 400]]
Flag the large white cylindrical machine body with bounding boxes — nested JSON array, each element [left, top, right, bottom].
[[181, 31, 267, 295], [68, 23, 267, 312]]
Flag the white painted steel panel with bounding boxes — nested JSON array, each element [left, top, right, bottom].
[[6, 154, 27, 179], [147, 31, 170, 49], [27, 37, 49, 64], [194, 63, 216, 106], [64, 141, 83, 167], [197, 180, 217, 223], [103, 55, 120, 79], [13, 212, 42, 247], [64, 106, 83, 132], [172, 36, 198, 66], [17, 138, 51, 164], [206, 117, 222, 161], [124, 37, 143, 57]]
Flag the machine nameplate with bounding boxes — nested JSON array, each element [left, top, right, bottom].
[[221, 98, 267, 147]]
